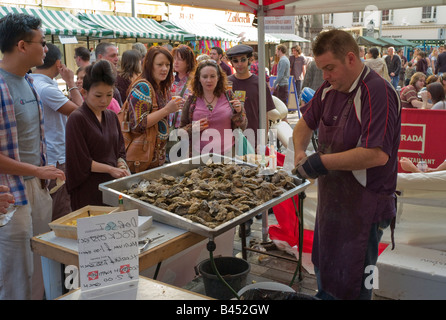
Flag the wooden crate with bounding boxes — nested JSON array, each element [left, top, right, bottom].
[[49, 205, 119, 239]]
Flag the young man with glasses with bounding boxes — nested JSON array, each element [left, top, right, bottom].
[[0, 13, 65, 300], [226, 44, 276, 236]]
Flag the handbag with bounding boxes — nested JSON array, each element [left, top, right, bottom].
[[117, 80, 158, 173]]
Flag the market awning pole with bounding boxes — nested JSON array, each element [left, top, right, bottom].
[[257, 0, 267, 146], [131, 0, 137, 17]]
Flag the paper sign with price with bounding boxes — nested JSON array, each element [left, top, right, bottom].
[[77, 209, 139, 295]]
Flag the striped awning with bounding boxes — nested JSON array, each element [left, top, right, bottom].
[[0, 6, 107, 37], [167, 20, 239, 42], [78, 13, 184, 41], [160, 20, 197, 41]]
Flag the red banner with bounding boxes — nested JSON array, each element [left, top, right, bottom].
[[398, 109, 446, 172]]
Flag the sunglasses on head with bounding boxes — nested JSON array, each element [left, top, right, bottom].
[[24, 40, 47, 47], [199, 59, 218, 65], [230, 57, 248, 63]]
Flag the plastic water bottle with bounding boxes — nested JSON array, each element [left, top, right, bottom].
[[417, 160, 428, 172], [283, 136, 295, 174], [268, 130, 277, 171]]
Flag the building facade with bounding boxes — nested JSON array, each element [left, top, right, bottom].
[[323, 5, 446, 47]]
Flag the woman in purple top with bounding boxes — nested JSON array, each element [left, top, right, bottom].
[[180, 60, 247, 157]]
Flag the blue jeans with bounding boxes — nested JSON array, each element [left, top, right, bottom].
[[390, 75, 399, 89], [314, 218, 391, 300]]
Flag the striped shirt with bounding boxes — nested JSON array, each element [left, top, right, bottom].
[[399, 85, 418, 108], [0, 71, 47, 205]]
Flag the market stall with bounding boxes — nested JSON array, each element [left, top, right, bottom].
[[0, 6, 107, 38], [99, 154, 310, 299], [77, 12, 185, 41], [33, 154, 309, 300]]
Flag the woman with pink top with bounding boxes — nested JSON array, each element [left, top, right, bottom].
[[180, 59, 247, 157]]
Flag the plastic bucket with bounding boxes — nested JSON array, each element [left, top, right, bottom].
[[198, 256, 250, 300]]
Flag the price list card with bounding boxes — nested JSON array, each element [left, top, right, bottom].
[[77, 209, 139, 295]]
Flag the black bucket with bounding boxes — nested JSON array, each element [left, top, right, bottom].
[[199, 256, 250, 300]]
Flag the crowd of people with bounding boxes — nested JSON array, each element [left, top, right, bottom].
[[0, 11, 445, 302], [355, 45, 446, 110], [0, 12, 283, 300]]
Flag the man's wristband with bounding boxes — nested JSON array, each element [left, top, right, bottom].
[[68, 86, 79, 93]]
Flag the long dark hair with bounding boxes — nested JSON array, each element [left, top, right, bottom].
[[119, 49, 142, 80], [427, 82, 445, 104], [139, 46, 173, 97], [190, 59, 227, 98]]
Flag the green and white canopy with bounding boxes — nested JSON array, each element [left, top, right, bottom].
[[78, 13, 184, 41], [0, 6, 107, 37], [159, 20, 198, 41]]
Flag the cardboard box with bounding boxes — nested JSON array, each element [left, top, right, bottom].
[[375, 244, 446, 300], [49, 205, 119, 239]]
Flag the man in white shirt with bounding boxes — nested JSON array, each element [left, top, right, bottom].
[[32, 43, 82, 220]]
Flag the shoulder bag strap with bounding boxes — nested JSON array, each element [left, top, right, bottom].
[[131, 79, 156, 127]]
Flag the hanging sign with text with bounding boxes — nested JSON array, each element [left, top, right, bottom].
[[77, 209, 139, 293]]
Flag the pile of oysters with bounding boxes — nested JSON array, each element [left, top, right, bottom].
[[120, 163, 298, 229]]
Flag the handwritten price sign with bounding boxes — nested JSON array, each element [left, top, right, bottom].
[[77, 209, 139, 294]]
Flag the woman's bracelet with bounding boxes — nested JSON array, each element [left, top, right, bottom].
[[68, 86, 79, 93]]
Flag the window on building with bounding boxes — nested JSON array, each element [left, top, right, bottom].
[[381, 10, 393, 23], [353, 12, 363, 24], [422, 6, 437, 20], [323, 13, 333, 25]]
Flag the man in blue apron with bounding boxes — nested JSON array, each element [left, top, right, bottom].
[[292, 30, 401, 300]]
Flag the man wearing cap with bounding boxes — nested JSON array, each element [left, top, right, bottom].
[[227, 44, 276, 236]]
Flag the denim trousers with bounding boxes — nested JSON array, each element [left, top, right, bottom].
[[314, 218, 391, 300], [390, 75, 399, 89]]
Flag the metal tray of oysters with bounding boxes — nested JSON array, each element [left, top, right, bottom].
[[99, 154, 310, 239]]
